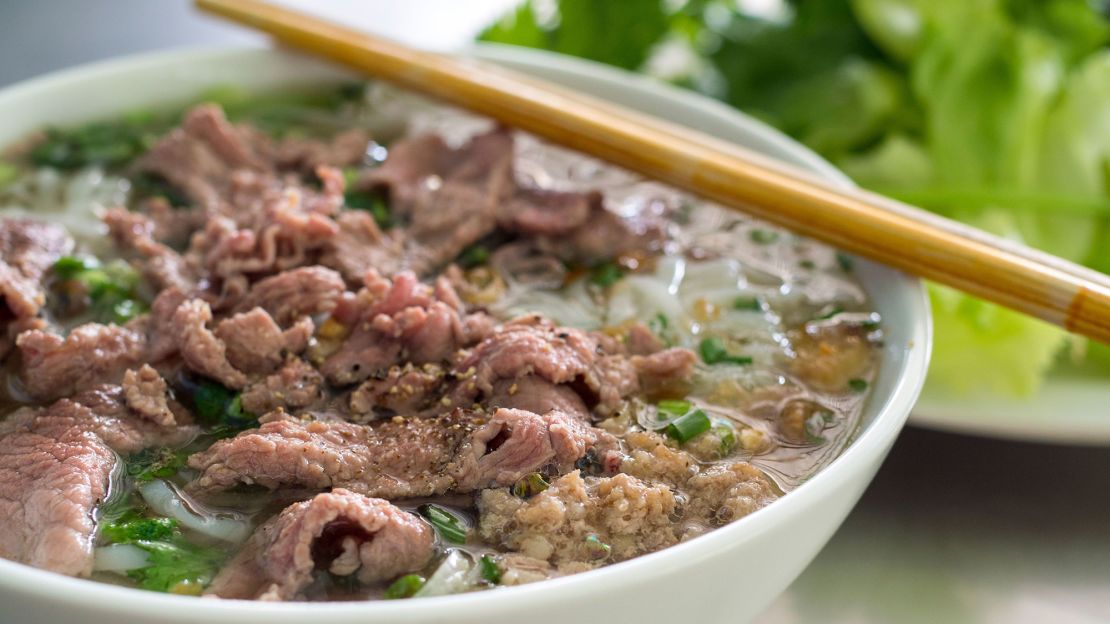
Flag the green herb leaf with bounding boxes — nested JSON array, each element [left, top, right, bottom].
[[126, 447, 189, 482], [749, 229, 779, 244], [848, 378, 869, 393], [589, 261, 624, 287], [478, 555, 502, 585], [187, 378, 256, 432], [733, 296, 762, 311], [511, 472, 550, 499], [665, 409, 712, 444], [385, 574, 426, 599], [127, 539, 225, 594], [101, 516, 178, 544], [417, 504, 468, 544], [698, 337, 753, 366], [457, 244, 491, 269], [345, 189, 392, 228]]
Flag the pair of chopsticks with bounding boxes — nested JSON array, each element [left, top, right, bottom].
[[197, 0, 1110, 345]]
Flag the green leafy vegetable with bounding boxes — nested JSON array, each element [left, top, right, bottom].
[[457, 244, 491, 269], [418, 504, 468, 544], [698, 337, 753, 366], [51, 256, 147, 324], [186, 378, 256, 431], [30, 114, 168, 170], [345, 189, 392, 228], [589, 261, 625, 287], [100, 514, 177, 544], [848, 378, 870, 393], [126, 447, 190, 482], [665, 409, 712, 444], [478, 555, 502, 585], [748, 229, 780, 244], [385, 574, 426, 599]]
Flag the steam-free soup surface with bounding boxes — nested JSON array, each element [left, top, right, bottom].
[[0, 82, 880, 600]]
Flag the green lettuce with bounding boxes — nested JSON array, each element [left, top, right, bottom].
[[480, 0, 1110, 396]]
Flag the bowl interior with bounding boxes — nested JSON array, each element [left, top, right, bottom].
[[0, 44, 930, 621]]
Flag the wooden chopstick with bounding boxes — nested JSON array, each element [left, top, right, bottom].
[[197, 0, 1110, 345]]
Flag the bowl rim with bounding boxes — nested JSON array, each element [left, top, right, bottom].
[[0, 43, 931, 619]]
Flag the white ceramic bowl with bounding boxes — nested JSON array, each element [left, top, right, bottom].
[[0, 45, 931, 624]]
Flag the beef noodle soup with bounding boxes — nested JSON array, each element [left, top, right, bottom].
[[0, 82, 881, 600]]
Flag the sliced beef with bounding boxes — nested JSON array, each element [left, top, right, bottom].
[[232, 266, 345, 325], [134, 104, 270, 210], [484, 376, 590, 422], [497, 187, 597, 237], [271, 128, 371, 173], [626, 323, 664, 356], [172, 299, 249, 389], [358, 127, 513, 275], [214, 309, 312, 376], [145, 287, 188, 361], [42, 385, 194, 455], [0, 219, 72, 360], [0, 218, 71, 319], [631, 348, 697, 395], [318, 210, 405, 283], [0, 424, 114, 577], [240, 357, 326, 415], [207, 489, 433, 600], [122, 364, 176, 427], [321, 271, 493, 386], [349, 362, 446, 416], [102, 208, 195, 293], [188, 407, 618, 498], [17, 323, 146, 401], [449, 316, 644, 418]]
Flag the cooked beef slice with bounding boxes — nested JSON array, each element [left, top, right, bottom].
[[483, 375, 591, 423], [207, 489, 433, 600], [270, 128, 371, 174], [187, 407, 618, 498], [231, 266, 345, 325], [630, 347, 697, 396], [0, 219, 72, 360], [318, 210, 406, 283], [214, 309, 312, 376], [477, 471, 677, 570], [240, 357, 326, 415], [450, 316, 694, 418], [17, 323, 147, 401], [121, 364, 176, 427], [358, 128, 512, 276], [134, 104, 271, 210], [0, 424, 114, 577], [0, 218, 71, 320], [534, 197, 669, 266], [497, 187, 597, 237], [321, 271, 493, 386], [172, 298, 249, 389], [348, 362, 446, 416], [626, 322, 664, 356], [102, 208, 195, 293]]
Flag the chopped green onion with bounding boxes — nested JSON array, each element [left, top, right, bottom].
[[733, 296, 762, 311], [107, 298, 146, 324], [188, 379, 255, 431], [101, 515, 178, 544], [584, 535, 612, 560], [511, 473, 550, 499], [126, 447, 189, 482], [815, 305, 844, 321], [714, 420, 737, 457], [418, 504, 467, 544], [478, 555, 502, 585], [698, 337, 753, 366], [656, 399, 691, 417], [345, 189, 391, 228], [749, 229, 779, 244], [848, 379, 869, 393], [836, 252, 855, 272], [799, 260, 816, 270], [384, 574, 425, 599], [665, 409, 712, 444], [589, 261, 624, 287], [53, 255, 98, 280], [649, 312, 669, 331], [457, 245, 490, 269], [803, 411, 835, 445]]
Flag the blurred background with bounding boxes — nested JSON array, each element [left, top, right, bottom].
[[2, 1, 1109, 622]]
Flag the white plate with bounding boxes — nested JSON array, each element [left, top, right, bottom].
[[912, 367, 1110, 445]]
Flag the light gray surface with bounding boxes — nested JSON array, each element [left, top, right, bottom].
[[1, 2, 1107, 623]]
